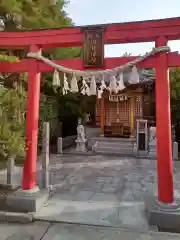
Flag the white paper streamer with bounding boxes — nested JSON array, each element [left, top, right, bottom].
[[52, 69, 60, 87], [99, 76, 107, 91], [128, 66, 140, 84], [81, 78, 90, 96], [63, 74, 69, 95], [89, 76, 97, 95], [117, 72, 125, 91], [108, 76, 117, 93], [70, 74, 78, 93]]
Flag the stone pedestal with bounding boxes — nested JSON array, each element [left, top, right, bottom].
[[145, 196, 180, 233], [6, 187, 49, 213], [76, 139, 87, 152], [148, 127, 157, 158]]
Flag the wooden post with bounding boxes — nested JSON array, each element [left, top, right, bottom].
[[130, 97, 134, 137], [155, 36, 174, 203], [100, 97, 105, 136], [42, 122, 50, 189]]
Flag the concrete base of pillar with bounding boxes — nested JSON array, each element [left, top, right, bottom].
[[6, 186, 49, 213], [145, 196, 180, 233]]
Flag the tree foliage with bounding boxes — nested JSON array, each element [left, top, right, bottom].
[[170, 67, 180, 123], [0, 0, 83, 145], [0, 80, 27, 158], [0, 0, 72, 30], [0, 0, 81, 93]]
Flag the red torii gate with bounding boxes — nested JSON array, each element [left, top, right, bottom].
[[1, 17, 180, 204]]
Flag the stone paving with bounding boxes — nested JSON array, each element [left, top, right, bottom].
[[1, 154, 180, 232], [41, 223, 180, 240], [35, 155, 180, 231], [1, 222, 180, 240]]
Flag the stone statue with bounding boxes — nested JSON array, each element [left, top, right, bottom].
[[77, 118, 86, 142], [76, 118, 87, 152]]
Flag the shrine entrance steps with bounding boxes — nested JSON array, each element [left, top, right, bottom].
[[88, 137, 136, 156]]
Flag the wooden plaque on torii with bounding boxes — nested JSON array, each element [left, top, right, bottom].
[[82, 26, 105, 68]]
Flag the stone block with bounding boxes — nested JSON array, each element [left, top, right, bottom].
[[0, 211, 33, 223], [145, 196, 180, 233], [0, 211, 6, 221], [5, 212, 33, 223], [6, 189, 49, 213]]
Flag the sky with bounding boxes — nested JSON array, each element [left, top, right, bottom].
[[66, 0, 180, 57]]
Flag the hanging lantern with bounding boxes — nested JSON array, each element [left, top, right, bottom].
[[70, 73, 78, 93], [108, 76, 117, 93], [128, 66, 140, 84], [117, 72, 125, 91], [89, 76, 97, 95], [52, 69, 60, 87]]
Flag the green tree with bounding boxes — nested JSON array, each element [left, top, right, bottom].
[[0, 75, 27, 159], [0, 0, 82, 139], [0, 0, 81, 91], [0, 0, 72, 31], [170, 67, 180, 123]]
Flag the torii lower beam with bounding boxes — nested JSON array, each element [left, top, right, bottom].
[[0, 52, 180, 73]]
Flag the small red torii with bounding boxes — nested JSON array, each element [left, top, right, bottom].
[[1, 17, 180, 204]]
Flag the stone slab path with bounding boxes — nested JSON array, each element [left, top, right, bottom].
[[1, 154, 180, 231], [0, 222, 180, 240], [35, 155, 180, 231]]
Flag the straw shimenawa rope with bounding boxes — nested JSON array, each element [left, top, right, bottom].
[[27, 46, 170, 77]]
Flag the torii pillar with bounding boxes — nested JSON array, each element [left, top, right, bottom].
[[22, 45, 41, 191], [145, 37, 180, 232], [6, 45, 49, 213], [155, 37, 174, 203]]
